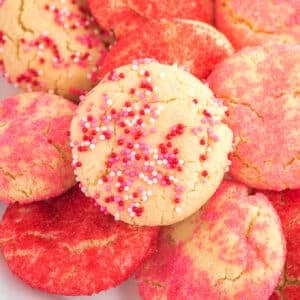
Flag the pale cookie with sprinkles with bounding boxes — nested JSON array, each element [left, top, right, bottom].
[[0, 186, 159, 295], [70, 61, 233, 226], [0, 92, 76, 203], [136, 180, 286, 300], [0, 0, 110, 102], [208, 43, 300, 191]]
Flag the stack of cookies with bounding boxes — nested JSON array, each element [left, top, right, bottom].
[[0, 0, 299, 299]]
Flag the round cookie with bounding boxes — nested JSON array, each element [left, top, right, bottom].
[[207, 43, 300, 191], [98, 19, 234, 81], [264, 190, 300, 300], [0, 0, 109, 102], [216, 0, 300, 49], [71, 61, 233, 226], [0, 92, 76, 203], [87, 0, 213, 38], [136, 180, 286, 300], [0, 186, 159, 296]]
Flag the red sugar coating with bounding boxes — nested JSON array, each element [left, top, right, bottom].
[[87, 0, 213, 38], [264, 190, 300, 299], [0, 186, 159, 296], [0, 92, 76, 203], [207, 43, 300, 190], [98, 19, 234, 80], [136, 180, 286, 299]]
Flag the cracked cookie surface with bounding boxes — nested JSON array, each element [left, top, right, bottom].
[[71, 61, 233, 226], [0, 92, 76, 203], [136, 180, 286, 300], [98, 19, 234, 81], [208, 43, 300, 191], [0, 0, 109, 101], [216, 0, 300, 49], [87, 0, 213, 38], [0, 186, 159, 295]]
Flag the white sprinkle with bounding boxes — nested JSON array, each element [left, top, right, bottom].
[[134, 144, 140, 149], [114, 213, 120, 221], [207, 147, 212, 153], [124, 195, 129, 201], [90, 144, 96, 150], [175, 207, 182, 214], [98, 179, 103, 185], [142, 196, 148, 202], [99, 134, 105, 140], [152, 171, 158, 176], [109, 171, 115, 177], [150, 118, 155, 124], [179, 159, 184, 165], [153, 178, 158, 184]]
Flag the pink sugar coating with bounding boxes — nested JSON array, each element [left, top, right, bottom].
[[208, 44, 300, 190], [136, 180, 286, 300], [0, 93, 76, 203]]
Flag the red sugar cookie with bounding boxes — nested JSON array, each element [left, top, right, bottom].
[[0, 92, 76, 203], [136, 180, 286, 300], [208, 43, 300, 191], [0, 186, 159, 296], [264, 190, 300, 300], [98, 19, 234, 81], [87, 0, 213, 38], [216, 0, 300, 49]]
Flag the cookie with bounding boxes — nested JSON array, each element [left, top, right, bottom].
[[98, 19, 234, 81], [216, 0, 300, 49], [207, 43, 300, 191], [0, 186, 159, 296], [264, 190, 300, 300], [136, 180, 286, 300], [0, 92, 76, 203], [87, 0, 213, 38], [0, 0, 109, 102], [71, 61, 233, 226]]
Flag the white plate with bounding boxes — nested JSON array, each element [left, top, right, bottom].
[[0, 78, 141, 300]]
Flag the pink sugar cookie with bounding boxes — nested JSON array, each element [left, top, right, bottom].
[[0, 92, 76, 203], [136, 180, 286, 300], [208, 43, 300, 191], [87, 0, 213, 38], [216, 0, 300, 49]]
